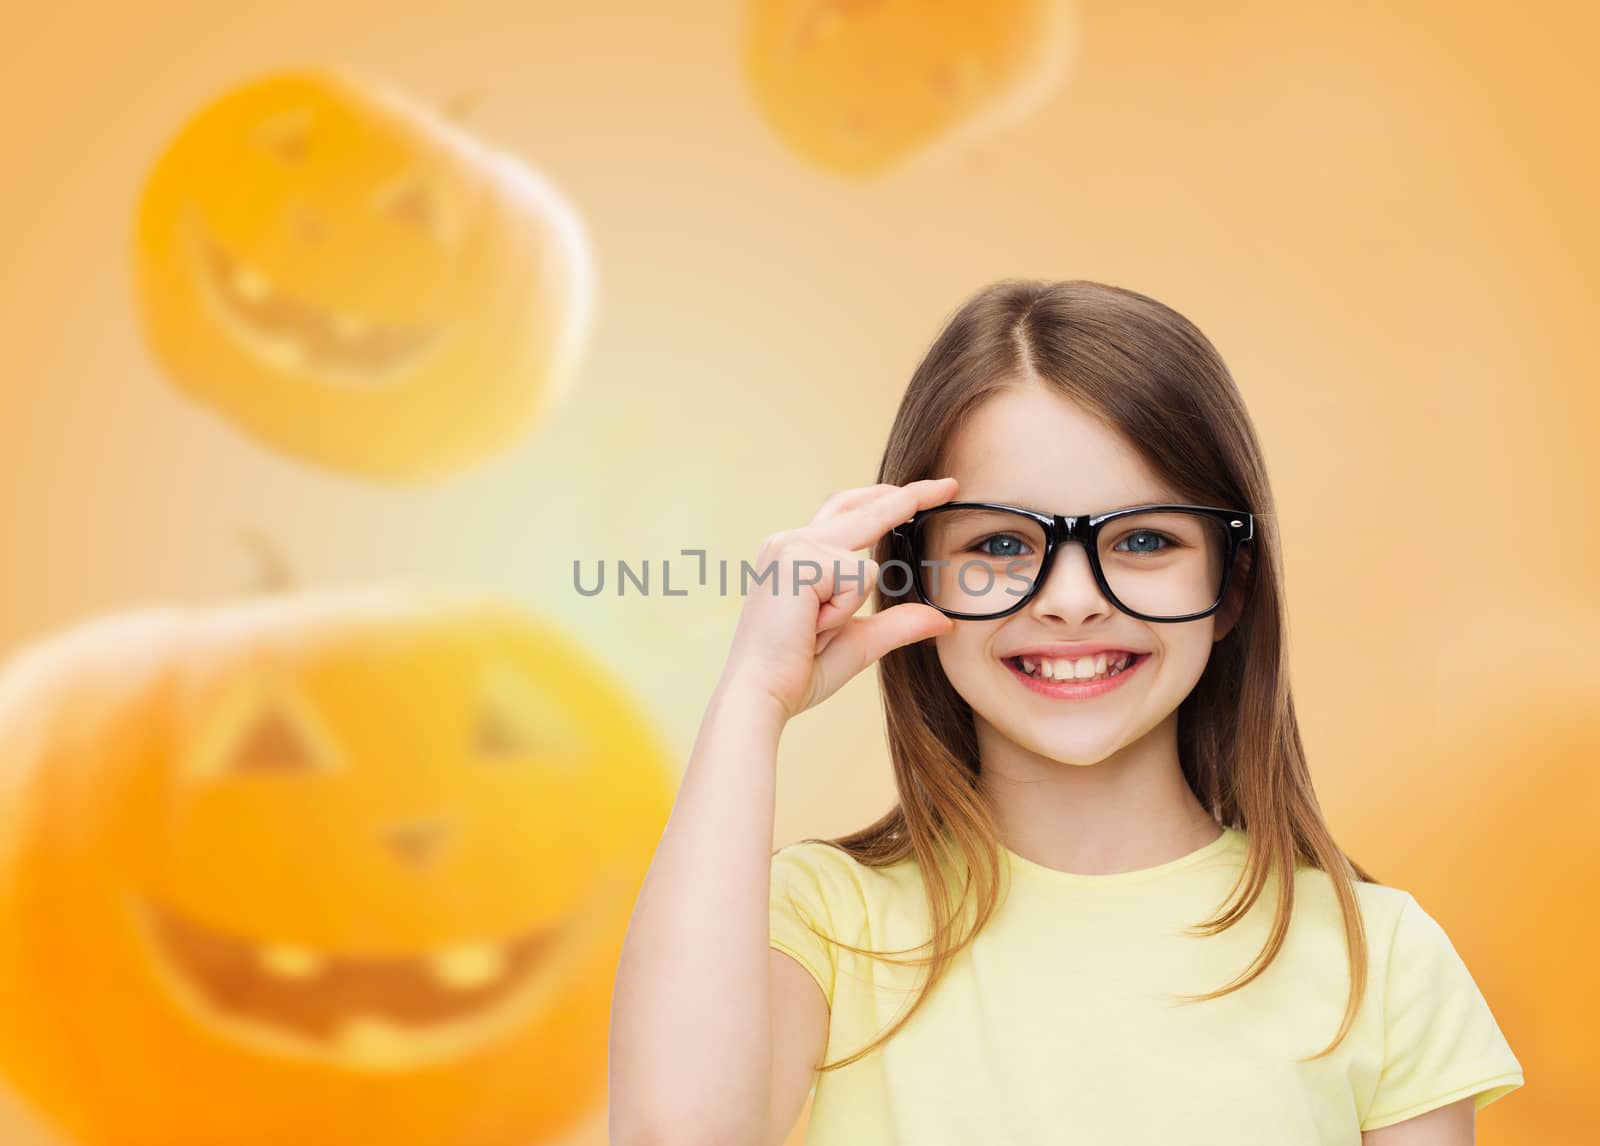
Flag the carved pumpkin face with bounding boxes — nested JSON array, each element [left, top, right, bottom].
[[744, 0, 1073, 177], [0, 590, 670, 1145], [133, 69, 593, 481]]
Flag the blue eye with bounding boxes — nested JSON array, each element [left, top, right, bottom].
[[976, 534, 1031, 558], [1115, 530, 1174, 554]]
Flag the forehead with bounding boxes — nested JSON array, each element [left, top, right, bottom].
[[941, 381, 1176, 514]]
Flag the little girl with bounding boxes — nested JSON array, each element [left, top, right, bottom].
[[608, 280, 1524, 1145]]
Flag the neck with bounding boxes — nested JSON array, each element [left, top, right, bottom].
[[973, 709, 1221, 876]]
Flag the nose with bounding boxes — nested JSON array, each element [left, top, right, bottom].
[[381, 814, 454, 869], [1025, 540, 1115, 624]]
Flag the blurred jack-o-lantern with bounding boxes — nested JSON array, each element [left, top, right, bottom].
[[133, 69, 593, 481], [0, 588, 671, 1145], [744, 0, 1075, 177]]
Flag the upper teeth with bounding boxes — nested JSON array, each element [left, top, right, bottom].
[[1019, 653, 1134, 680]]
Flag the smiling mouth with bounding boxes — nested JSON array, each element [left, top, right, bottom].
[[128, 893, 572, 1071], [183, 205, 449, 384], [1008, 652, 1145, 683]]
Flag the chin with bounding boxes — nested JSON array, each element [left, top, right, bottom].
[[976, 715, 1126, 768], [1035, 740, 1127, 768]]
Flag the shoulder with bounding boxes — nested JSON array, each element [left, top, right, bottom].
[[1279, 866, 1468, 997], [1290, 870, 1505, 1036], [770, 840, 925, 915], [772, 839, 861, 876], [1337, 879, 1460, 971], [771, 839, 918, 888], [1362, 884, 1480, 984], [768, 842, 914, 979], [770, 840, 860, 890], [1285, 866, 1505, 1004], [1355, 880, 1417, 944], [1288, 862, 1417, 944]]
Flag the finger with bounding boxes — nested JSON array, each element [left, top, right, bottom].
[[770, 540, 871, 615], [809, 477, 958, 555], [815, 558, 878, 633], [814, 567, 881, 654], [811, 603, 954, 700], [808, 483, 898, 527]]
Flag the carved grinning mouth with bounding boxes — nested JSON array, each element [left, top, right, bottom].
[[129, 893, 572, 1071], [182, 204, 450, 384]]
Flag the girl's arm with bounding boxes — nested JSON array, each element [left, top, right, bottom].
[[1361, 1095, 1474, 1144], [608, 479, 958, 1145], [608, 680, 792, 1146]]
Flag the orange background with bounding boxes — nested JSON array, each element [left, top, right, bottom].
[[1, 1, 1595, 1142]]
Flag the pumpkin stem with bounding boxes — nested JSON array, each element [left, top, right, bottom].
[[236, 528, 296, 592]]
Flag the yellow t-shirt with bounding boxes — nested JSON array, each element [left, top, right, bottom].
[[769, 826, 1523, 1144]]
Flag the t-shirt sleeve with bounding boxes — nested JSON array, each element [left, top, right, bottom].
[[1360, 891, 1525, 1131], [769, 843, 848, 1012]]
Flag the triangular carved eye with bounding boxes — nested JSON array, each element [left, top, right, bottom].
[[254, 108, 313, 163], [230, 704, 323, 774], [473, 707, 526, 758], [186, 676, 339, 784], [474, 663, 587, 763]]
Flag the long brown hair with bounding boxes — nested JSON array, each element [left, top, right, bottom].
[[784, 278, 1380, 1073]]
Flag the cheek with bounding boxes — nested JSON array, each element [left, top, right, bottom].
[[932, 630, 1016, 718], [931, 633, 963, 689], [1151, 623, 1218, 692], [1180, 619, 1220, 664]]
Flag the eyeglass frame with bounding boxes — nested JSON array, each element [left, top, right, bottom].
[[887, 501, 1255, 623]]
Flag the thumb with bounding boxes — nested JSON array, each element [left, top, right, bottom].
[[813, 604, 953, 697], [871, 603, 956, 654]]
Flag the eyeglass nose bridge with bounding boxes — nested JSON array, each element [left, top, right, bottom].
[[1034, 514, 1107, 595], [1051, 514, 1090, 544]]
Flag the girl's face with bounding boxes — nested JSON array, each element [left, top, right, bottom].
[[932, 379, 1246, 768]]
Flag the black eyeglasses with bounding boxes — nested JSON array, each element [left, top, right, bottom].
[[887, 501, 1253, 622]]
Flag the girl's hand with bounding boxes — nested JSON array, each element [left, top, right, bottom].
[[716, 478, 960, 723]]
